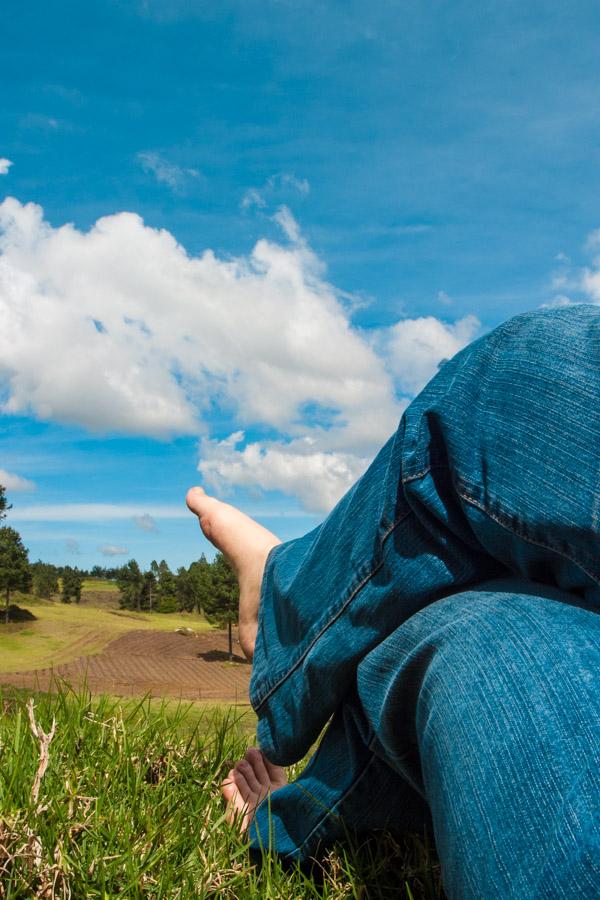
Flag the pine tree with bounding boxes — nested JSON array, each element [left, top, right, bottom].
[[204, 553, 239, 661], [156, 560, 177, 613], [0, 485, 11, 521], [31, 561, 59, 599], [117, 560, 144, 611], [141, 567, 157, 611], [61, 566, 83, 604], [0, 527, 31, 624], [188, 554, 213, 615]]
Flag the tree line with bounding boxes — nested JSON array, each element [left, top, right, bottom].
[[0, 485, 239, 635]]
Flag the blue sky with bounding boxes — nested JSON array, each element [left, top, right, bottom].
[[2, 0, 600, 569]]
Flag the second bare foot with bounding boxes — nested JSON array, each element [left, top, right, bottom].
[[221, 747, 288, 833]]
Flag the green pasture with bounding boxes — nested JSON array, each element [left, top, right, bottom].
[[0, 687, 441, 898], [0, 594, 211, 675], [81, 578, 119, 592]]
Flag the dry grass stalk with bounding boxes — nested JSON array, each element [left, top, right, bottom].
[[27, 698, 57, 809]]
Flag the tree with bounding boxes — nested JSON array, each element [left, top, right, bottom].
[[117, 560, 144, 611], [0, 527, 31, 624], [61, 566, 83, 604], [203, 552, 239, 661], [0, 484, 11, 522], [30, 561, 59, 599], [156, 560, 177, 613], [141, 567, 157, 611], [175, 566, 197, 613], [188, 555, 213, 615]]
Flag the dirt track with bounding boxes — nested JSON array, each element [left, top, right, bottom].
[[0, 629, 252, 703]]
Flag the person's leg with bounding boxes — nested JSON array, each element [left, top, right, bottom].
[[249, 579, 600, 898], [250, 305, 600, 763]]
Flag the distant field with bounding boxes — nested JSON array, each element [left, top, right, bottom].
[[0, 595, 211, 675], [81, 577, 119, 592]]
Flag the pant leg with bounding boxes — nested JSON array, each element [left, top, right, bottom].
[[251, 579, 600, 899], [251, 306, 600, 764]]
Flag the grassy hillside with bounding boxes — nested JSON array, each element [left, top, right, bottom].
[[0, 687, 442, 898], [0, 594, 211, 675]]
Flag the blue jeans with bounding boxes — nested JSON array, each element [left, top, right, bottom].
[[248, 306, 600, 897]]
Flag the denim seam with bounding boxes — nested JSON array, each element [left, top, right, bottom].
[[253, 508, 413, 710], [457, 485, 600, 587], [292, 749, 381, 858], [402, 464, 432, 484]]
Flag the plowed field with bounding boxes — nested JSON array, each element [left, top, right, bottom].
[[1, 629, 252, 703]]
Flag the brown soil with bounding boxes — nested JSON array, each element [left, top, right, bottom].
[[0, 629, 252, 703]]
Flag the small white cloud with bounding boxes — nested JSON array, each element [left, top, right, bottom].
[[273, 173, 310, 195], [99, 544, 128, 557], [21, 113, 60, 130], [241, 173, 309, 211], [540, 295, 573, 309], [437, 290, 453, 306], [133, 513, 157, 532], [241, 187, 267, 210], [0, 467, 35, 492], [0, 159, 13, 176], [137, 151, 200, 191], [65, 538, 80, 554]]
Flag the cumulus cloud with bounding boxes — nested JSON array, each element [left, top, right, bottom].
[[0, 195, 480, 514], [137, 151, 200, 191], [199, 432, 370, 514], [99, 544, 128, 556], [0, 159, 13, 176], [381, 314, 481, 397], [133, 513, 158, 532], [0, 467, 35, 492]]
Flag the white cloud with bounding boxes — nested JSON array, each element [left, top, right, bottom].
[[133, 513, 157, 532], [540, 295, 573, 309], [241, 173, 310, 210], [9, 502, 314, 522], [137, 151, 200, 191], [99, 543, 128, 556], [0, 159, 13, 176], [0, 196, 480, 514], [381, 314, 481, 397], [241, 187, 267, 210], [10, 504, 188, 522], [65, 538, 80, 554], [0, 467, 35, 492], [199, 432, 370, 514]]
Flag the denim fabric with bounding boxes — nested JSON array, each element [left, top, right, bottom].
[[250, 306, 600, 764], [250, 580, 600, 898]]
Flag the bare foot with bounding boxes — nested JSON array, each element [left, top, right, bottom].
[[221, 747, 288, 833], [185, 486, 281, 660]]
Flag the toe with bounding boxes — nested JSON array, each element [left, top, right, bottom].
[[185, 486, 207, 515], [245, 748, 271, 789], [236, 758, 262, 797], [220, 768, 238, 804]]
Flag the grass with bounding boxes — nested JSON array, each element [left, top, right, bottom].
[[0, 686, 443, 898], [0, 594, 211, 675], [81, 579, 119, 593]]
